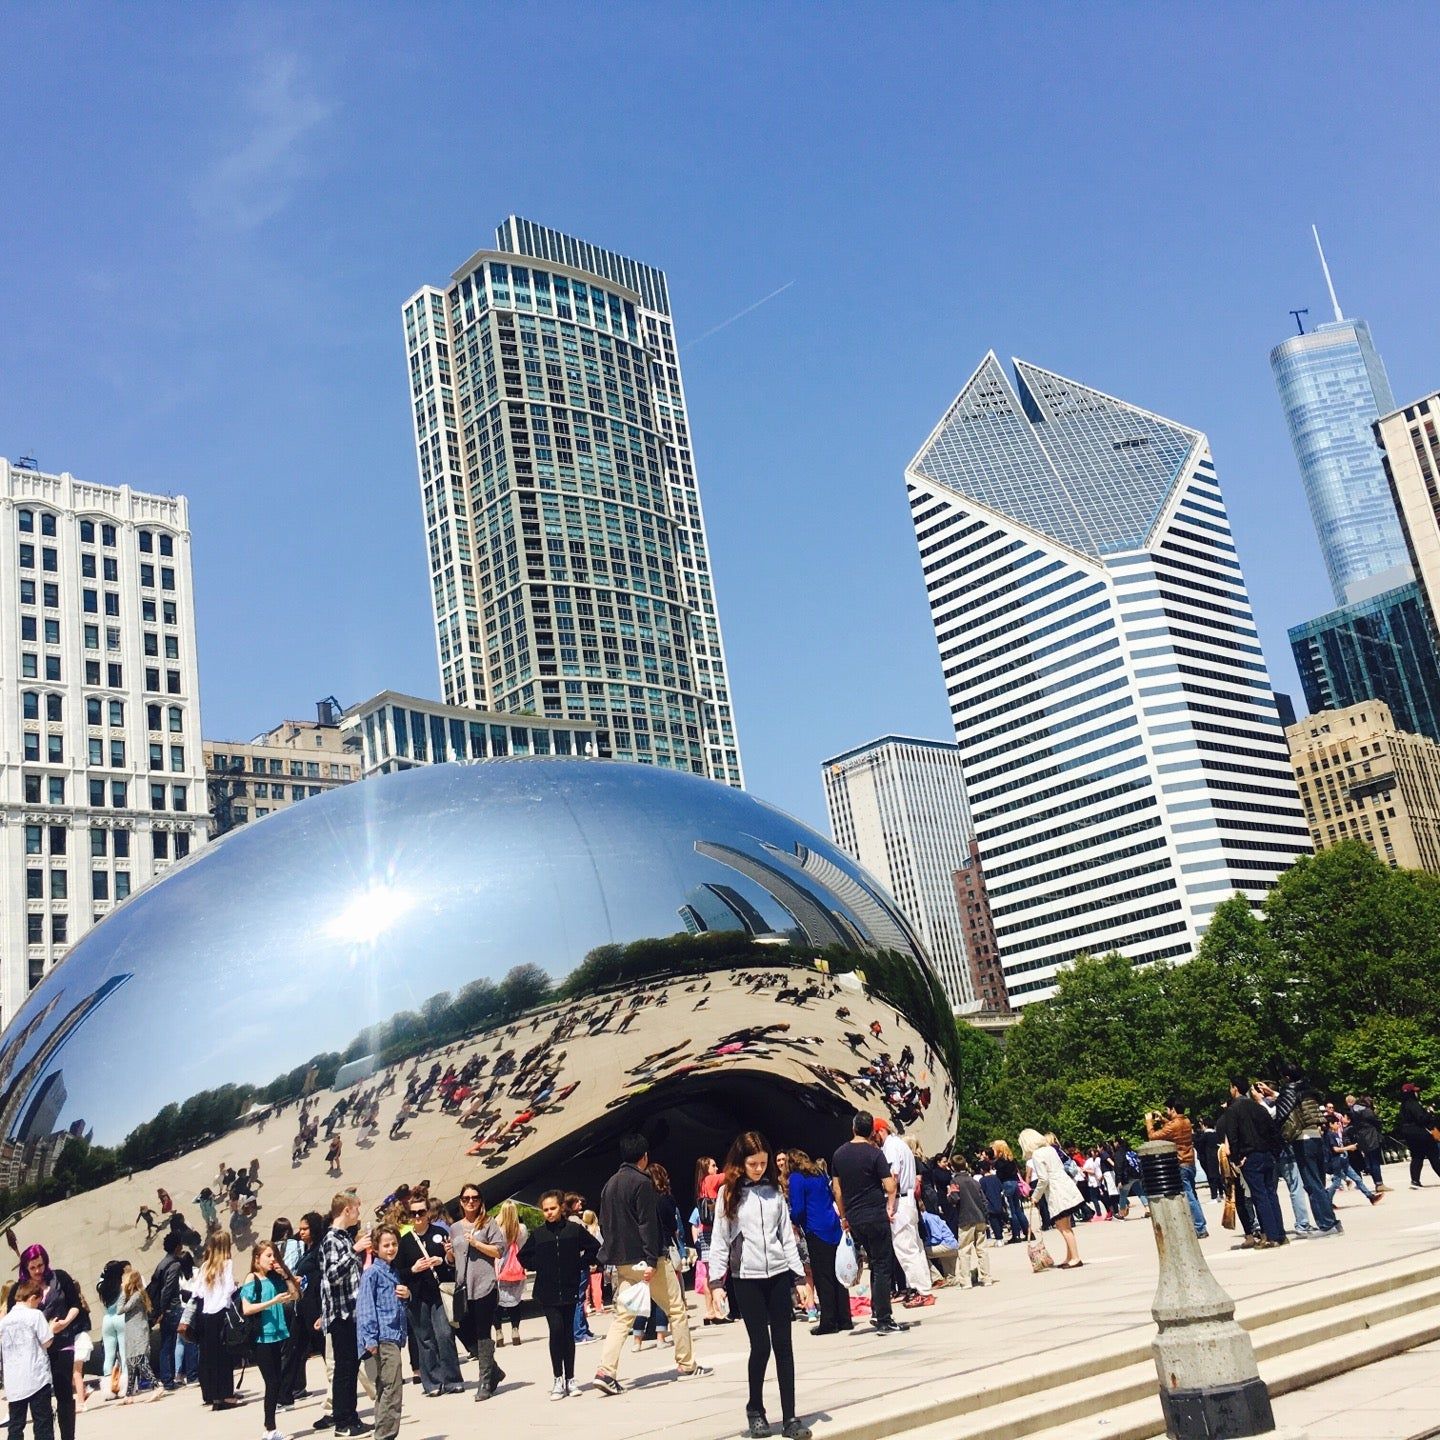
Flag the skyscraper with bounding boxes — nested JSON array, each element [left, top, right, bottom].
[[1270, 233, 1406, 606], [402, 218, 742, 783], [906, 356, 1309, 1004], [1376, 391, 1440, 651], [1288, 581, 1440, 743], [821, 735, 976, 1009], [0, 458, 207, 1026]]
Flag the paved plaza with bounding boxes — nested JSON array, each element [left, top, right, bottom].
[[40, 1169, 1440, 1440]]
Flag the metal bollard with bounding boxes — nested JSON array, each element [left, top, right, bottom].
[[1138, 1141, 1307, 1439]]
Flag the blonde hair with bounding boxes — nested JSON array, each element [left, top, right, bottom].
[[122, 1265, 150, 1314], [581, 1209, 597, 1227], [496, 1199, 521, 1246], [991, 1140, 1013, 1161], [1017, 1128, 1046, 1161], [201, 1230, 232, 1286]]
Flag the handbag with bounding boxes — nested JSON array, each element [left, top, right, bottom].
[[1026, 1213, 1054, 1273], [668, 1241, 692, 1273], [834, 1232, 860, 1288], [1220, 1188, 1238, 1231], [1017, 1178, 1031, 1199], [694, 1258, 709, 1294], [497, 1242, 524, 1285]]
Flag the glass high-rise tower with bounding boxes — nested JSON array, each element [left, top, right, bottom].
[[1269, 238, 1405, 606], [403, 219, 743, 783], [907, 356, 1310, 1003]]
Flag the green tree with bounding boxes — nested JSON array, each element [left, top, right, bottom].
[[1056, 1077, 1152, 1150], [951, 1020, 1005, 1154], [1327, 1016, 1440, 1129]]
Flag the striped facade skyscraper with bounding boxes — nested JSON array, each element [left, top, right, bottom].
[[906, 356, 1310, 1003], [403, 218, 742, 783]]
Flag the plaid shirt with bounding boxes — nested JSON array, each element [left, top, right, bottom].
[[319, 1224, 361, 1329], [355, 1257, 406, 1354]]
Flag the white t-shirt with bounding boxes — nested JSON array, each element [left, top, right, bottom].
[[881, 1135, 916, 1197], [1, 1305, 53, 1403]]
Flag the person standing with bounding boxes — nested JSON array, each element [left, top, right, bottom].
[[948, 1158, 993, 1287], [1019, 1131, 1085, 1269], [2, 1281, 56, 1440], [9, 1248, 83, 1440], [149, 1234, 187, 1391], [693, 1157, 726, 1325], [450, 1187, 506, 1399], [318, 1192, 370, 1436], [396, 1197, 463, 1397], [708, 1133, 811, 1440], [239, 1241, 299, 1439], [872, 1124, 931, 1307], [492, 1201, 528, 1348], [829, 1112, 903, 1335], [593, 1133, 709, 1396], [119, 1267, 157, 1396], [785, 1150, 849, 1336], [187, 1232, 241, 1411], [356, 1226, 408, 1440], [1399, 1084, 1440, 1187], [990, 1142, 1026, 1242], [1272, 1066, 1342, 1236], [520, 1190, 601, 1399], [1144, 1100, 1209, 1239], [1219, 1079, 1287, 1248]]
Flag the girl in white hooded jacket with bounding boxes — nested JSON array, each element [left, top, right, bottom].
[[707, 1131, 811, 1440]]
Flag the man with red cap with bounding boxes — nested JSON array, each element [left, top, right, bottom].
[[872, 1119, 932, 1308]]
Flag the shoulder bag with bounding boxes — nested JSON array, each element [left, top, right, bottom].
[[497, 1241, 524, 1285], [1026, 1211, 1055, 1273], [451, 1227, 470, 1328]]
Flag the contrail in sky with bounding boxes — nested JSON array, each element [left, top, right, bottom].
[[683, 279, 796, 350]]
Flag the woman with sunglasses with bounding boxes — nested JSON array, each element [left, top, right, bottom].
[[450, 1186, 508, 1401]]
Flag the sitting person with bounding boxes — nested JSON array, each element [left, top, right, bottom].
[[918, 1208, 959, 1285]]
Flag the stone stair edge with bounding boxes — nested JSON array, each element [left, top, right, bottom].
[[814, 1259, 1440, 1440]]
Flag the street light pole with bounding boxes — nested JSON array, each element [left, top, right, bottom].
[[1138, 1140, 1307, 1439]]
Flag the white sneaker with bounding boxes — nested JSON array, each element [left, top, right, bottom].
[[550, 1376, 567, 1401]]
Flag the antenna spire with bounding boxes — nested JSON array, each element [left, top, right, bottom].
[[1313, 225, 1343, 323]]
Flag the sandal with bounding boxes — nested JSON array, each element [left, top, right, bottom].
[[1057, 1261, 1085, 1270]]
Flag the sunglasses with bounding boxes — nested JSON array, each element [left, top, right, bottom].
[[461, 1195, 481, 1203], [410, 1208, 427, 1216]]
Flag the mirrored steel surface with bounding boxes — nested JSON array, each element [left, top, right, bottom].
[[0, 761, 956, 1289]]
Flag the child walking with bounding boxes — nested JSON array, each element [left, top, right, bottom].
[[2, 1280, 56, 1439], [357, 1225, 410, 1440]]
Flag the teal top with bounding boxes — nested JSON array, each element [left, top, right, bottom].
[[242, 1275, 290, 1345]]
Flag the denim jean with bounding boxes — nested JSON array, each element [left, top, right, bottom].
[[1277, 1147, 1314, 1232], [1327, 1161, 1374, 1200], [1240, 1151, 1285, 1243], [1180, 1163, 1207, 1235], [157, 1304, 181, 1386], [1001, 1180, 1025, 1240], [1293, 1137, 1339, 1230]]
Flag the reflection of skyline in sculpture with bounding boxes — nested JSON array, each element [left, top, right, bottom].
[[693, 842, 861, 950], [765, 842, 924, 958], [0, 974, 129, 1155], [679, 883, 779, 939]]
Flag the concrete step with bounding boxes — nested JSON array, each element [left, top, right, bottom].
[[823, 1256, 1440, 1440], [1029, 1303, 1440, 1440]]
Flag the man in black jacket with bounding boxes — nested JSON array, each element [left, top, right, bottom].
[[1344, 1094, 1387, 1191], [1219, 1078, 1286, 1247], [593, 1133, 708, 1395], [149, 1233, 188, 1390], [395, 1196, 463, 1396]]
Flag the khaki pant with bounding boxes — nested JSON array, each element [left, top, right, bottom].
[[372, 1341, 403, 1440], [958, 1223, 990, 1283], [600, 1259, 693, 1376]]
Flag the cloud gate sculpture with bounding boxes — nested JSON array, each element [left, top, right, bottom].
[[0, 761, 956, 1286]]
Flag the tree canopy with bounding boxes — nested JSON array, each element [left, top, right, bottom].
[[954, 842, 1440, 1149]]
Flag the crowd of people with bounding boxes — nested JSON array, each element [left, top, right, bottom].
[[0, 1070, 1433, 1440]]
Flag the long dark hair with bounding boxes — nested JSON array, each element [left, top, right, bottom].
[[722, 1131, 778, 1220]]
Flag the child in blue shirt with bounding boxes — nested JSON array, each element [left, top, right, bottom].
[[357, 1225, 410, 1440]]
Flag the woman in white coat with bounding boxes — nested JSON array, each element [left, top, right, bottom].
[[708, 1131, 812, 1440], [1019, 1128, 1085, 1269]]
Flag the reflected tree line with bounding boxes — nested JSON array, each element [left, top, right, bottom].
[[1, 932, 957, 1218]]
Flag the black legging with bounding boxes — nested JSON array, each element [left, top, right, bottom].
[[49, 1344, 76, 1440], [255, 1342, 284, 1431], [1404, 1129, 1440, 1186], [805, 1233, 849, 1331], [732, 1272, 797, 1424], [541, 1304, 575, 1381], [457, 1289, 498, 1359]]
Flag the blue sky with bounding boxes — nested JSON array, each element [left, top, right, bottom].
[[2, 5, 1436, 831]]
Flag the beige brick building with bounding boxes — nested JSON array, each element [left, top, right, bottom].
[[1376, 392, 1440, 648], [1286, 700, 1440, 874], [204, 702, 361, 835]]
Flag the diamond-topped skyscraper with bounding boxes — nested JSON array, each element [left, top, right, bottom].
[[906, 356, 1309, 1003], [403, 218, 743, 783]]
